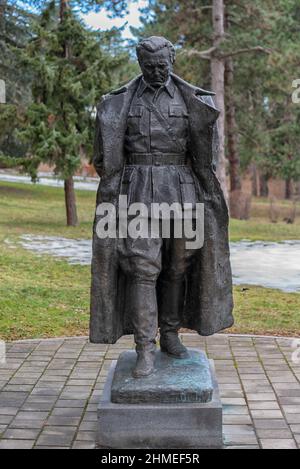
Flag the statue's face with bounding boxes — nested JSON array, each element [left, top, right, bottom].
[[139, 48, 172, 87]]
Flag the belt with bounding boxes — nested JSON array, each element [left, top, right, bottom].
[[126, 153, 187, 166]]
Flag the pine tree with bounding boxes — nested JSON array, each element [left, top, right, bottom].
[[0, 1, 34, 159], [0, 0, 34, 103], [256, 0, 300, 196], [17, 0, 127, 226]]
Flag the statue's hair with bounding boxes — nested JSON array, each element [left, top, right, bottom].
[[136, 36, 176, 64]]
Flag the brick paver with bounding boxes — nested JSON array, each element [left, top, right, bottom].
[[0, 334, 299, 449]]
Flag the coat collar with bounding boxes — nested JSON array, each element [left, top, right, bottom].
[[171, 73, 216, 97], [100, 74, 219, 129], [107, 73, 215, 99], [136, 76, 176, 99]]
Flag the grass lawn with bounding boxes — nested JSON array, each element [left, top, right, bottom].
[[230, 287, 300, 337], [0, 181, 94, 239], [0, 245, 89, 340], [230, 197, 300, 241], [0, 180, 299, 340]]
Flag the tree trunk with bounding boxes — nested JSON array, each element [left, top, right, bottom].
[[285, 178, 293, 200], [259, 174, 269, 197], [0, 1, 6, 24], [64, 176, 78, 226], [211, 0, 229, 205], [251, 164, 258, 196], [60, 0, 78, 226], [60, 0, 70, 57], [225, 56, 241, 192], [60, 0, 69, 19]]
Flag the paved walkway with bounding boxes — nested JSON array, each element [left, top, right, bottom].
[[0, 334, 299, 449]]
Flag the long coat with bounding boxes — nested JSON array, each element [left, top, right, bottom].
[[90, 73, 234, 344]]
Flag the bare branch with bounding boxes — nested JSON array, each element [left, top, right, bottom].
[[238, 129, 260, 146], [179, 45, 272, 62], [220, 46, 272, 59], [179, 46, 217, 60], [190, 6, 213, 12]]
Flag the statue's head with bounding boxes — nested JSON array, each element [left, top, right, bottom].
[[136, 36, 175, 87]]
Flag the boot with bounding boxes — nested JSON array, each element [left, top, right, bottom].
[[130, 281, 158, 378], [160, 332, 189, 359], [133, 343, 156, 378], [159, 278, 189, 359]]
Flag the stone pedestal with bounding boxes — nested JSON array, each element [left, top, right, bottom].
[[97, 349, 223, 449]]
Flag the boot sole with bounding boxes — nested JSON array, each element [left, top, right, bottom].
[[160, 347, 189, 359], [132, 369, 154, 379]]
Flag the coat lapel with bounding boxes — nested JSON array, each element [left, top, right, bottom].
[[98, 77, 140, 176], [172, 74, 220, 169]]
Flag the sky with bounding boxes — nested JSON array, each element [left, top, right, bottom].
[[82, 1, 148, 39]]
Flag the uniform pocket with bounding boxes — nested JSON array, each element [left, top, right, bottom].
[[121, 167, 135, 205], [122, 166, 135, 183], [169, 104, 188, 117], [178, 168, 197, 205], [168, 105, 189, 147], [127, 105, 143, 135], [128, 105, 143, 118], [179, 168, 195, 184]]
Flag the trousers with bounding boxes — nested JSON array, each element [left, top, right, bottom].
[[118, 222, 199, 347]]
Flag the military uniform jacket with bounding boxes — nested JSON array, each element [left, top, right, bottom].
[[121, 76, 200, 211]]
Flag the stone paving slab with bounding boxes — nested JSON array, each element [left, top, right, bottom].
[[0, 334, 299, 450]]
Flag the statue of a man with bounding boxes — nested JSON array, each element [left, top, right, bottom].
[[90, 36, 234, 378]]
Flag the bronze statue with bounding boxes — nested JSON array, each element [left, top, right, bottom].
[[90, 36, 234, 378]]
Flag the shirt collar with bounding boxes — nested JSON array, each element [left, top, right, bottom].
[[137, 76, 175, 99]]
